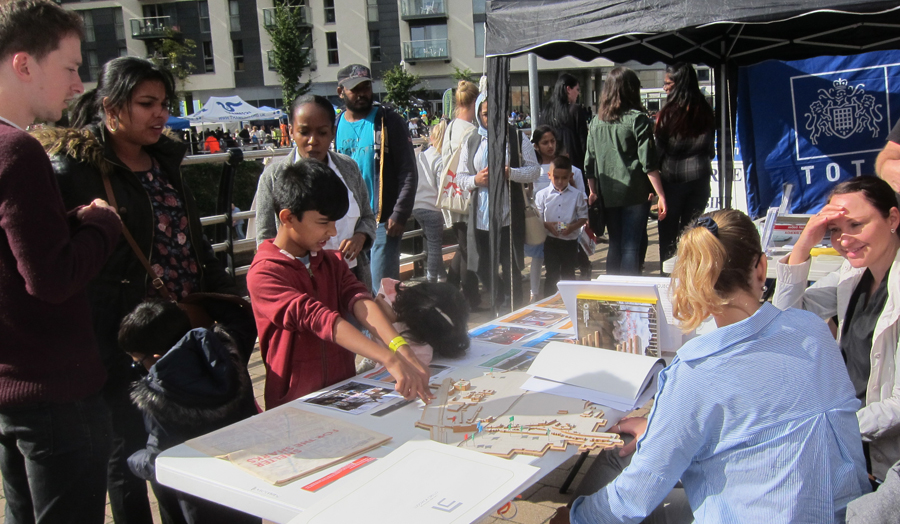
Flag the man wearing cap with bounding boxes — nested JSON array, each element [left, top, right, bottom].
[[335, 64, 416, 292]]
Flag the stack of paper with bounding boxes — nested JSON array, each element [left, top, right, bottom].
[[185, 408, 391, 485], [288, 440, 540, 524], [524, 342, 665, 412]]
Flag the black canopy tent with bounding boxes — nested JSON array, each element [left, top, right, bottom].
[[480, 0, 900, 311]]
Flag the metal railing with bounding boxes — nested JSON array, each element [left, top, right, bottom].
[[262, 5, 312, 28], [402, 39, 451, 61], [129, 16, 170, 39], [191, 147, 455, 280], [399, 0, 448, 19]]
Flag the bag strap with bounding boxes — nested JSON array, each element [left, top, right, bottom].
[[100, 171, 174, 301]]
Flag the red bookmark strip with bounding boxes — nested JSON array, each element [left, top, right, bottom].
[[301, 456, 377, 492]]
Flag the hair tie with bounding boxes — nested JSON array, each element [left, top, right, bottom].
[[434, 307, 454, 327], [692, 216, 719, 237]]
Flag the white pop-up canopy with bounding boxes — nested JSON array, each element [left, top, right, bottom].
[[185, 96, 283, 124]]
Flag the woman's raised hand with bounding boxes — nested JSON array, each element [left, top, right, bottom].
[[788, 203, 846, 265]]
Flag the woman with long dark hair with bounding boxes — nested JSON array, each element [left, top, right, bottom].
[[540, 73, 588, 171], [655, 62, 716, 265], [35, 57, 241, 524], [584, 67, 667, 275]]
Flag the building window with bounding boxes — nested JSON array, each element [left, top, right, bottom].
[[114, 9, 125, 40], [203, 41, 215, 72], [369, 30, 381, 63], [87, 51, 99, 82], [367, 0, 378, 22], [324, 0, 335, 23], [474, 21, 484, 57], [326, 32, 339, 65], [229, 0, 241, 32], [233, 39, 244, 71], [473, 0, 486, 15], [411, 24, 447, 41], [697, 68, 711, 82], [199, 1, 210, 33], [82, 11, 95, 43]]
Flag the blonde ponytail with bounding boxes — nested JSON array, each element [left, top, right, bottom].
[[671, 210, 761, 332]]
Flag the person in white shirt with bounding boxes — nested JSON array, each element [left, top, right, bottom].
[[413, 121, 447, 282], [535, 156, 588, 296]]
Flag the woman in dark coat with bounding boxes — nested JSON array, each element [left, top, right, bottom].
[[35, 57, 237, 524]]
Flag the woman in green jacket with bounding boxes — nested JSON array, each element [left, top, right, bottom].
[[584, 67, 667, 275]]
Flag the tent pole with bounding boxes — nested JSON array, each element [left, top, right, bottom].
[[716, 48, 728, 209], [528, 54, 540, 124]]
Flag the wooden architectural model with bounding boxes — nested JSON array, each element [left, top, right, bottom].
[[416, 372, 623, 459]]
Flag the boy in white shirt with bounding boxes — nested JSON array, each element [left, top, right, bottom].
[[535, 156, 588, 296]]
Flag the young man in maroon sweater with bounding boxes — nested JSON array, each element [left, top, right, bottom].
[[0, 1, 122, 522]]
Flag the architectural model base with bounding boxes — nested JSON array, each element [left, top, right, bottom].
[[416, 371, 623, 459]]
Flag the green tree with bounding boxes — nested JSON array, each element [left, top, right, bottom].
[[265, 3, 313, 109], [383, 65, 426, 114], [147, 29, 196, 116], [452, 66, 475, 83]]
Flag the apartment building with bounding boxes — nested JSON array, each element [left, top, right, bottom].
[[62, 0, 676, 117]]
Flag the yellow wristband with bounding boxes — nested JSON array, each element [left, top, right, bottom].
[[388, 336, 408, 352]]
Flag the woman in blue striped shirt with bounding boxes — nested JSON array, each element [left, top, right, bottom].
[[553, 209, 869, 524]]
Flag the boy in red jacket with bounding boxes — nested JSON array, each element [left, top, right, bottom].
[[248, 159, 432, 409]]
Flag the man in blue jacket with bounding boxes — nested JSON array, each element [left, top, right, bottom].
[[335, 64, 417, 292]]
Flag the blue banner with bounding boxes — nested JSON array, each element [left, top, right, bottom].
[[738, 50, 900, 218]]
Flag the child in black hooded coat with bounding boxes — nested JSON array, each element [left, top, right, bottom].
[[120, 299, 260, 524]]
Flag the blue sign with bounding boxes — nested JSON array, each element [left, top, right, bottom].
[[737, 50, 900, 218]]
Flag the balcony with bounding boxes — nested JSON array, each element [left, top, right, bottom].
[[262, 5, 312, 29], [129, 16, 171, 40], [402, 39, 450, 63], [267, 50, 317, 72], [400, 0, 448, 20]]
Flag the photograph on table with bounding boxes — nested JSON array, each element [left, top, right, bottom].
[[575, 294, 660, 357], [303, 382, 403, 415], [521, 331, 576, 350], [469, 325, 539, 345], [498, 308, 568, 327], [477, 348, 540, 372], [363, 363, 452, 383]]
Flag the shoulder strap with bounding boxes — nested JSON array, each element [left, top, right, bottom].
[[100, 171, 174, 301]]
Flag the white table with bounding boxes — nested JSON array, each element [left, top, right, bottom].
[[156, 330, 627, 523]]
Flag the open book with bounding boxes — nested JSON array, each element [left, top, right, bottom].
[[523, 342, 665, 412]]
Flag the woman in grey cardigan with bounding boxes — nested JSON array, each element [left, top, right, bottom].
[[255, 95, 376, 290]]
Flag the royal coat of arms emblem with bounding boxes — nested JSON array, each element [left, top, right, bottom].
[[804, 78, 883, 145]]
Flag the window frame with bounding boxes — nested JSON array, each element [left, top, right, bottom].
[[324, 0, 336, 24], [369, 29, 381, 63], [326, 31, 339, 65], [232, 39, 244, 72], [229, 0, 241, 32]]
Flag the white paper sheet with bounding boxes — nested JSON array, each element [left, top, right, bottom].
[[287, 440, 540, 524], [522, 376, 655, 412], [525, 342, 665, 411]]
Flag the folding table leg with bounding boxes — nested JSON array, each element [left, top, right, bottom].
[[559, 450, 590, 494]]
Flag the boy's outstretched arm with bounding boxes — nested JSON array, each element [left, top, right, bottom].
[[352, 297, 429, 372], [332, 315, 432, 403]]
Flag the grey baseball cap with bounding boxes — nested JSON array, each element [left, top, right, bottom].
[[337, 64, 373, 90]]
